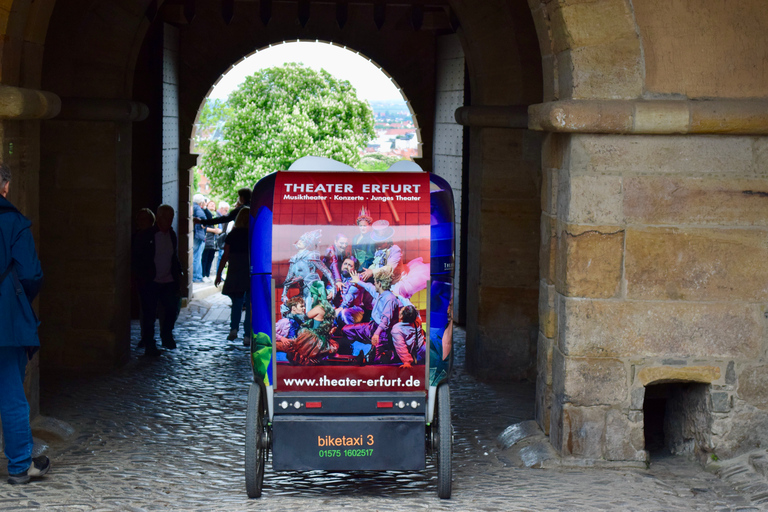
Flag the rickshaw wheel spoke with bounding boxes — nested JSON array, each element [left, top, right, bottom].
[[246, 382, 266, 498], [436, 383, 452, 499]]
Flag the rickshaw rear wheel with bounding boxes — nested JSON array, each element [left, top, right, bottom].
[[436, 383, 452, 499], [246, 382, 267, 498]]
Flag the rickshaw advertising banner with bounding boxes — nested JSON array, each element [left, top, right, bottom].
[[272, 171, 431, 392]]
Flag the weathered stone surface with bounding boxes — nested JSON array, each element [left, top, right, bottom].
[[557, 173, 623, 224], [478, 286, 539, 331], [569, 135, 756, 175], [711, 399, 768, 459], [633, 100, 689, 133], [553, 349, 627, 406], [625, 176, 768, 226], [604, 408, 646, 461], [558, 298, 763, 358], [479, 129, 542, 201], [537, 331, 554, 386], [542, 132, 569, 170], [536, 374, 552, 435], [737, 366, 768, 411], [636, 366, 721, 386], [625, 227, 768, 301], [539, 215, 557, 285], [665, 383, 712, 455], [541, 168, 559, 215], [711, 392, 732, 413], [549, 0, 637, 54], [555, 225, 624, 298], [559, 404, 607, 458], [558, 37, 643, 100], [539, 280, 557, 339], [633, 0, 768, 98], [479, 202, 540, 288]]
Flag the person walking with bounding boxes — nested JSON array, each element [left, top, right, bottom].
[[215, 207, 251, 345], [0, 163, 51, 485], [132, 204, 183, 355]]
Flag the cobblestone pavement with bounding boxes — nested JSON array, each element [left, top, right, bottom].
[[0, 294, 763, 511]]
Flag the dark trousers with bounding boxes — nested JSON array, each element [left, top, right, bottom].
[[202, 247, 216, 278], [139, 281, 179, 346]]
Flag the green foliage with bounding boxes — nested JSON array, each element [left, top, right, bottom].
[[198, 63, 375, 203], [197, 98, 231, 134], [357, 153, 405, 172], [192, 167, 200, 193]]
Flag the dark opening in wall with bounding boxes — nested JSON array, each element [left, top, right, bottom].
[[643, 382, 710, 458]]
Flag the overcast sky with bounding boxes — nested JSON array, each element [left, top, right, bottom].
[[208, 41, 404, 102]]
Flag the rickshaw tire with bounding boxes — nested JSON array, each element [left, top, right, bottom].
[[436, 383, 452, 499], [245, 382, 266, 498]]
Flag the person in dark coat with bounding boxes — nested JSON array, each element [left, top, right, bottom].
[[132, 204, 183, 355], [0, 163, 51, 484], [215, 207, 251, 344]]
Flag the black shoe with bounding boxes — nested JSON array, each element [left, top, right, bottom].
[[242, 335, 251, 347], [162, 338, 177, 349], [8, 456, 50, 485], [144, 344, 162, 357]]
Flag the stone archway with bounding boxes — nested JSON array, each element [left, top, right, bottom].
[[187, 40, 425, 157], [2, 0, 767, 465]]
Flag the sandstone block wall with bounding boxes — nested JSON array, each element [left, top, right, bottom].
[[540, 132, 768, 461]]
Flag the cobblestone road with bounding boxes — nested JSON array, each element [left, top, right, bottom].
[[0, 294, 762, 511]]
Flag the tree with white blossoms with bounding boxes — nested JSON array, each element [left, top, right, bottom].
[[198, 63, 376, 203]]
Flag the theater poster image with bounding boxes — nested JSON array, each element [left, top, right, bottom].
[[272, 171, 431, 393]]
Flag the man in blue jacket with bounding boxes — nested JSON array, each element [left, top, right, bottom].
[[191, 194, 207, 282], [0, 163, 50, 485]]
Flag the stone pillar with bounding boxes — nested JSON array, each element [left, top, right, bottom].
[[532, 99, 768, 462], [464, 125, 542, 381], [39, 120, 133, 373]]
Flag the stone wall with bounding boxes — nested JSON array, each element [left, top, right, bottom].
[[539, 132, 768, 461], [454, 0, 543, 380], [529, 0, 768, 462]]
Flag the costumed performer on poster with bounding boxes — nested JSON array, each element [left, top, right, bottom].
[[342, 266, 399, 364], [361, 219, 430, 299], [281, 229, 335, 312], [276, 281, 338, 365], [390, 305, 426, 368], [323, 233, 349, 291], [334, 256, 373, 327], [351, 206, 375, 274], [275, 296, 307, 344]]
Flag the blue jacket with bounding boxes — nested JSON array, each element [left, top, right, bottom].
[[192, 203, 206, 241], [0, 195, 43, 348]]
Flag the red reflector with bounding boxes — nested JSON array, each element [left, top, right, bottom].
[[305, 402, 322, 409], [377, 401, 394, 408]]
